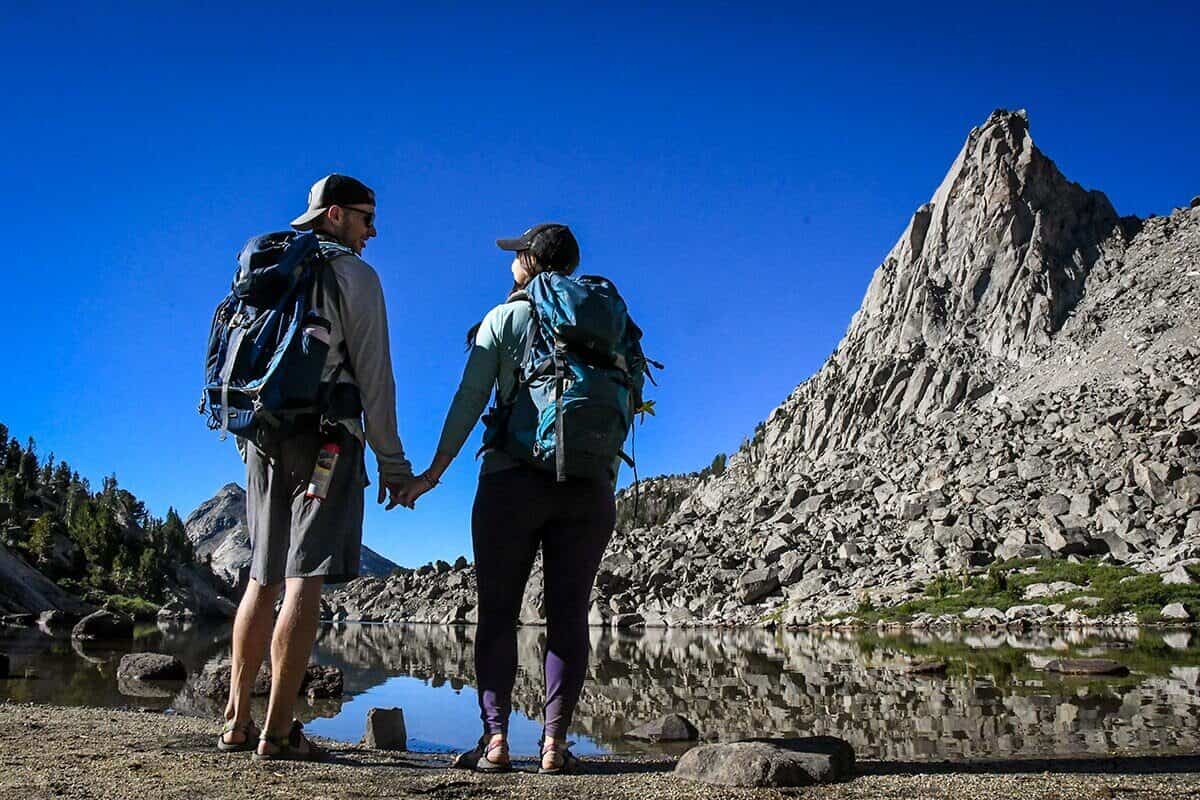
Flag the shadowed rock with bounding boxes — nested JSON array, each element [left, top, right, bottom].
[[191, 659, 342, 700], [362, 707, 407, 750], [118, 653, 187, 682], [675, 736, 855, 787], [624, 713, 699, 742], [71, 610, 134, 641]]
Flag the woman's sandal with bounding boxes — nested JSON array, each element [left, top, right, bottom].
[[538, 738, 580, 775], [452, 735, 511, 773], [251, 720, 327, 763], [216, 718, 260, 753]]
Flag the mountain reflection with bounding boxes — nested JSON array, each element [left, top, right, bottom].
[[309, 624, 1200, 760], [5, 622, 1200, 761]]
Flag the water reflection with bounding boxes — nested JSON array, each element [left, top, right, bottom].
[[4, 621, 1200, 761]]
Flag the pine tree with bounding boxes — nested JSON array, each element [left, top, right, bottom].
[[161, 508, 193, 563], [27, 513, 57, 569], [6, 438, 25, 479], [21, 436, 39, 489]]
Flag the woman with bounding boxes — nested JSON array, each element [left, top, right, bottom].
[[402, 222, 642, 774]]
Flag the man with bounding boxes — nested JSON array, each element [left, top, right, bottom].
[[218, 174, 414, 760]]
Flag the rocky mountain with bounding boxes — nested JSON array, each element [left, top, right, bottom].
[[184, 483, 401, 589], [323, 110, 1200, 628]]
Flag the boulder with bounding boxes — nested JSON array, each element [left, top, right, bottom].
[[1162, 603, 1191, 621], [612, 612, 645, 629], [962, 606, 1007, 626], [191, 660, 341, 699], [1037, 494, 1071, 517], [118, 676, 176, 698], [1005, 604, 1050, 621], [1162, 565, 1195, 586], [1023, 581, 1082, 600], [71, 610, 134, 641], [675, 737, 854, 787], [117, 653, 187, 682], [777, 551, 805, 586], [587, 600, 612, 627], [192, 661, 271, 698], [738, 568, 780, 605], [624, 713, 699, 742], [362, 707, 407, 750], [1044, 659, 1130, 676]]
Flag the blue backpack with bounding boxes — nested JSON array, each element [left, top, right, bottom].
[[482, 272, 656, 482], [200, 232, 353, 445]]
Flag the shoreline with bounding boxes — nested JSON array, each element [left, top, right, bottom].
[[5, 702, 1200, 799]]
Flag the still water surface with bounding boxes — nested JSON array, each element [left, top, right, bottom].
[[3, 621, 1200, 759]]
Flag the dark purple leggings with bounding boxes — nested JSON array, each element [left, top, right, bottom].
[[471, 466, 615, 739]]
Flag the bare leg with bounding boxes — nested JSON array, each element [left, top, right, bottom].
[[222, 578, 281, 745], [259, 575, 324, 754]]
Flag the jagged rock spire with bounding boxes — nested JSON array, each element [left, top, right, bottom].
[[847, 109, 1117, 361], [765, 110, 1124, 457]]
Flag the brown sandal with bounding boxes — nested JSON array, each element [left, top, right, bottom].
[[216, 718, 260, 753], [538, 737, 579, 775], [452, 734, 511, 773], [252, 720, 327, 762]]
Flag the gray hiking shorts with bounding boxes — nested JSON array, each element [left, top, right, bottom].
[[245, 426, 366, 586]]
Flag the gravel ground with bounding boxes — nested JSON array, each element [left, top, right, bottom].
[[3, 702, 1200, 799]]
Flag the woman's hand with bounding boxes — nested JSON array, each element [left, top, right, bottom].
[[397, 471, 439, 507], [400, 453, 452, 508]]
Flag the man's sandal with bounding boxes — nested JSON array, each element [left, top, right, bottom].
[[538, 738, 580, 775], [216, 718, 260, 753], [452, 735, 511, 773], [252, 720, 327, 762]]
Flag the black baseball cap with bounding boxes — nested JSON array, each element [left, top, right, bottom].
[[291, 174, 376, 230], [497, 223, 580, 271]]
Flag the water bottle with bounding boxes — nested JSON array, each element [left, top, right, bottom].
[[306, 442, 340, 501]]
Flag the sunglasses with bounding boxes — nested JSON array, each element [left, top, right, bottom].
[[341, 206, 375, 227]]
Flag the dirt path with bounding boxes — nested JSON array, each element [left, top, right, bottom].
[[4, 702, 1200, 799]]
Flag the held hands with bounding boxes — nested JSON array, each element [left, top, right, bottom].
[[396, 471, 439, 508], [380, 454, 451, 510], [376, 472, 439, 510]]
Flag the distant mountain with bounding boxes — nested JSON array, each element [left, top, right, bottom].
[[185, 483, 401, 588]]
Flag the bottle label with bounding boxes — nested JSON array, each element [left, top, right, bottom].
[[306, 443, 340, 501]]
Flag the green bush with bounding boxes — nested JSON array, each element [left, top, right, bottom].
[[104, 595, 160, 621]]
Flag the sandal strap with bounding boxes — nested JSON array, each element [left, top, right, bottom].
[[221, 719, 257, 738], [260, 721, 304, 748]]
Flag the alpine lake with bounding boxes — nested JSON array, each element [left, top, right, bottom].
[[3, 621, 1200, 761]]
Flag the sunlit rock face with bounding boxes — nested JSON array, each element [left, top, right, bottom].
[[774, 109, 1123, 457]]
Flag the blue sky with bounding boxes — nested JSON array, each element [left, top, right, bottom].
[[2, 2, 1197, 567]]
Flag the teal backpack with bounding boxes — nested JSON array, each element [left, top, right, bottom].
[[481, 272, 658, 482]]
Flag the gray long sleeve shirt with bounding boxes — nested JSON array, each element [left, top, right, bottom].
[[435, 300, 530, 475], [317, 237, 414, 484]]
